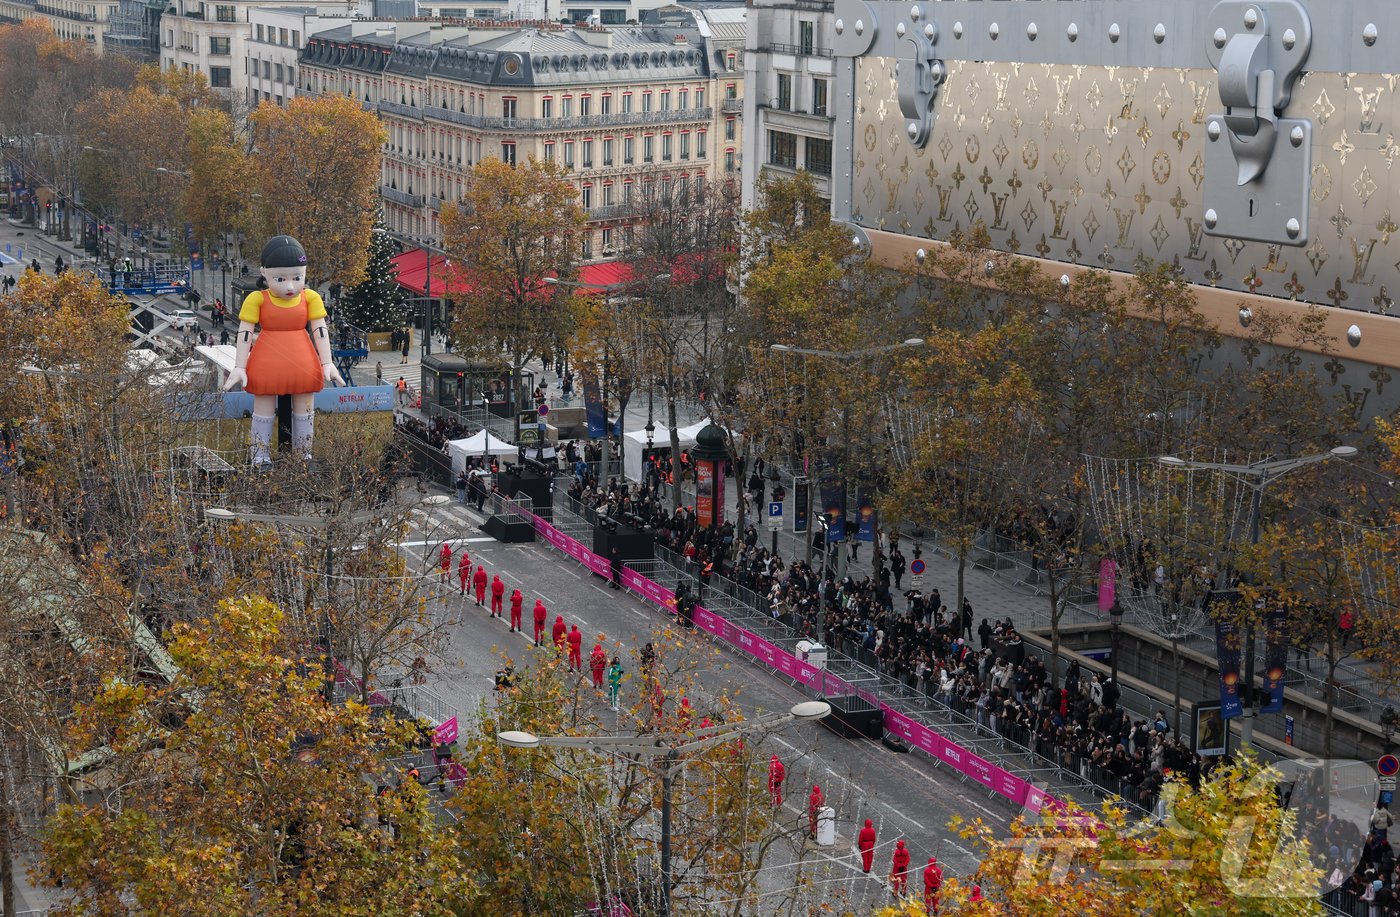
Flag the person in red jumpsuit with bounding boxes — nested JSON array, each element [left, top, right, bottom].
[[509, 588, 524, 633], [457, 550, 471, 595], [473, 563, 488, 606], [589, 643, 607, 687], [490, 574, 505, 617], [923, 855, 942, 913], [808, 784, 824, 838], [857, 819, 877, 873], [552, 615, 567, 649], [438, 543, 453, 583], [532, 599, 548, 643], [767, 754, 785, 807], [890, 840, 910, 895], [567, 624, 583, 671], [968, 885, 983, 903]]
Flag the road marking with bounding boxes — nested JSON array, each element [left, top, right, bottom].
[[394, 537, 493, 548], [879, 800, 928, 832]]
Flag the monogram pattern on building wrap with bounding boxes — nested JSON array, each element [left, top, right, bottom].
[[851, 58, 1400, 316]]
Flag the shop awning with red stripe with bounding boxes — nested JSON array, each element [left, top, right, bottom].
[[391, 249, 476, 297]]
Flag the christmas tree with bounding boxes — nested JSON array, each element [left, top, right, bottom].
[[339, 218, 408, 332]]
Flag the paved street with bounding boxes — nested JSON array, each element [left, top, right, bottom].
[[395, 495, 1013, 906]]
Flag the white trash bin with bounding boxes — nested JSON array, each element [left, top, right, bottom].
[[815, 806, 836, 847], [796, 640, 828, 669]]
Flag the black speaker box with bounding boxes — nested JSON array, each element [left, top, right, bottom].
[[820, 697, 884, 740], [483, 514, 534, 543]]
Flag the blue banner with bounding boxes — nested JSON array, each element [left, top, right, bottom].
[[855, 489, 876, 542], [818, 465, 845, 543], [583, 377, 606, 439], [1214, 617, 1244, 720], [1260, 604, 1289, 714], [170, 386, 393, 420]]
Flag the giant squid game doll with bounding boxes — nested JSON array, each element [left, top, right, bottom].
[[223, 235, 344, 464]]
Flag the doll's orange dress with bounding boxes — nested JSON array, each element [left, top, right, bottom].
[[240, 290, 325, 396]]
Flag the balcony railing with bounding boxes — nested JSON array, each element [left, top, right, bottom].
[[767, 42, 833, 58], [421, 104, 713, 132], [35, 3, 97, 20], [586, 204, 632, 222], [721, 98, 743, 113], [381, 186, 424, 208], [378, 99, 424, 121], [182, 7, 202, 17]]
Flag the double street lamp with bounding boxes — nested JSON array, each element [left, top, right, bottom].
[[768, 339, 925, 576], [1156, 445, 1356, 747], [498, 699, 831, 917], [204, 495, 450, 701]]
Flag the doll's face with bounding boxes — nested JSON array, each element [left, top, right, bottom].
[[261, 265, 306, 299]]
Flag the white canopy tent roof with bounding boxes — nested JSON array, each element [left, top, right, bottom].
[[622, 420, 713, 482], [447, 431, 517, 475]]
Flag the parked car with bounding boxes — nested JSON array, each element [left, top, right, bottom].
[[171, 309, 198, 332]]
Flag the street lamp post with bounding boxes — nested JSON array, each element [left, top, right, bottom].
[[1157, 445, 1356, 747], [769, 339, 924, 577], [1109, 600, 1124, 683], [498, 700, 830, 917]]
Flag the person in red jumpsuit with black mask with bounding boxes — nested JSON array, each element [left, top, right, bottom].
[[473, 563, 488, 606], [457, 550, 471, 595], [490, 574, 505, 617], [808, 785, 824, 838], [509, 588, 524, 632], [890, 840, 910, 895], [567, 624, 583, 671], [438, 542, 453, 583], [590, 643, 607, 687], [924, 855, 943, 913], [858, 819, 876, 872], [532, 599, 548, 643], [552, 615, 567, 649], [767, 754, 785, 807]]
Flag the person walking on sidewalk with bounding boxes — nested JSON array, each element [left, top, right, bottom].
[[457, 550, 472, 595], [472, 563, 488, 607], [490, 574, 505, 617], [858, 819, 877, 873], [400, 326, 410, 364], [509, 588, 523, 632], [532, 599, 548, 643]]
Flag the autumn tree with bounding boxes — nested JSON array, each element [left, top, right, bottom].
[[184, 106, 251, 273], [736, 172, 907, 564], [40, 596, 470, 915], [441, 156, 585, 439], [249, 95, 385, 287], [893, 755, 1322, 916]]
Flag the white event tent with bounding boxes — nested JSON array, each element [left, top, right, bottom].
[[447, 431, 517, 475], [622, 420, 713, 483]]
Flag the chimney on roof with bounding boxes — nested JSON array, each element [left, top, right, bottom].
[[577, 25, 612, 47]]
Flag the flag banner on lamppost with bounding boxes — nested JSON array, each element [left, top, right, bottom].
[[1098, 556, 1119, 613], [855, 489, 876, 542], [583, 378, 606, 439], [818, 467, 845, 543], [1260, 604, 1289, 715], [1214, 617, 1244, 720]]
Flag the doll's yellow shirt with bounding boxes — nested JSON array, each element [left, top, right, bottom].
[[238, 289, 327, 324]]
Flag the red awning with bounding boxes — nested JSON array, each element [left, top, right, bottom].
[[577, 261, 637, 289], [390, 249, 476, 297]]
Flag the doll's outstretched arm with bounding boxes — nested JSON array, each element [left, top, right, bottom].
[[223, 320, 256, 391], [308, 318, 345, 385]]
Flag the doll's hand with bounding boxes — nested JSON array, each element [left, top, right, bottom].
[[323, 363, 345, 386], [224, 368, 248, 391]]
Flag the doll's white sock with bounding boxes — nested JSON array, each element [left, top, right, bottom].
[[292, 411, 314, 459], [250, 413, 274, 466]]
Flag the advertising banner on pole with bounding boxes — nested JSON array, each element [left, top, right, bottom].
[[855, 489, 876, 542], [1260, 603, 1289, 714], [1214, 617, 1244, 720], [818, 467, 845, 543], [793, 476, 810, 534], [696, 462, 715, 529], [583, 378, 606, 439]]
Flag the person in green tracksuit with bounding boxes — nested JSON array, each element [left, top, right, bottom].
[[606, 657, 624, 710]]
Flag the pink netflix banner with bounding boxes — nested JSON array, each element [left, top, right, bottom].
[[881, 709, 1053, 812]]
